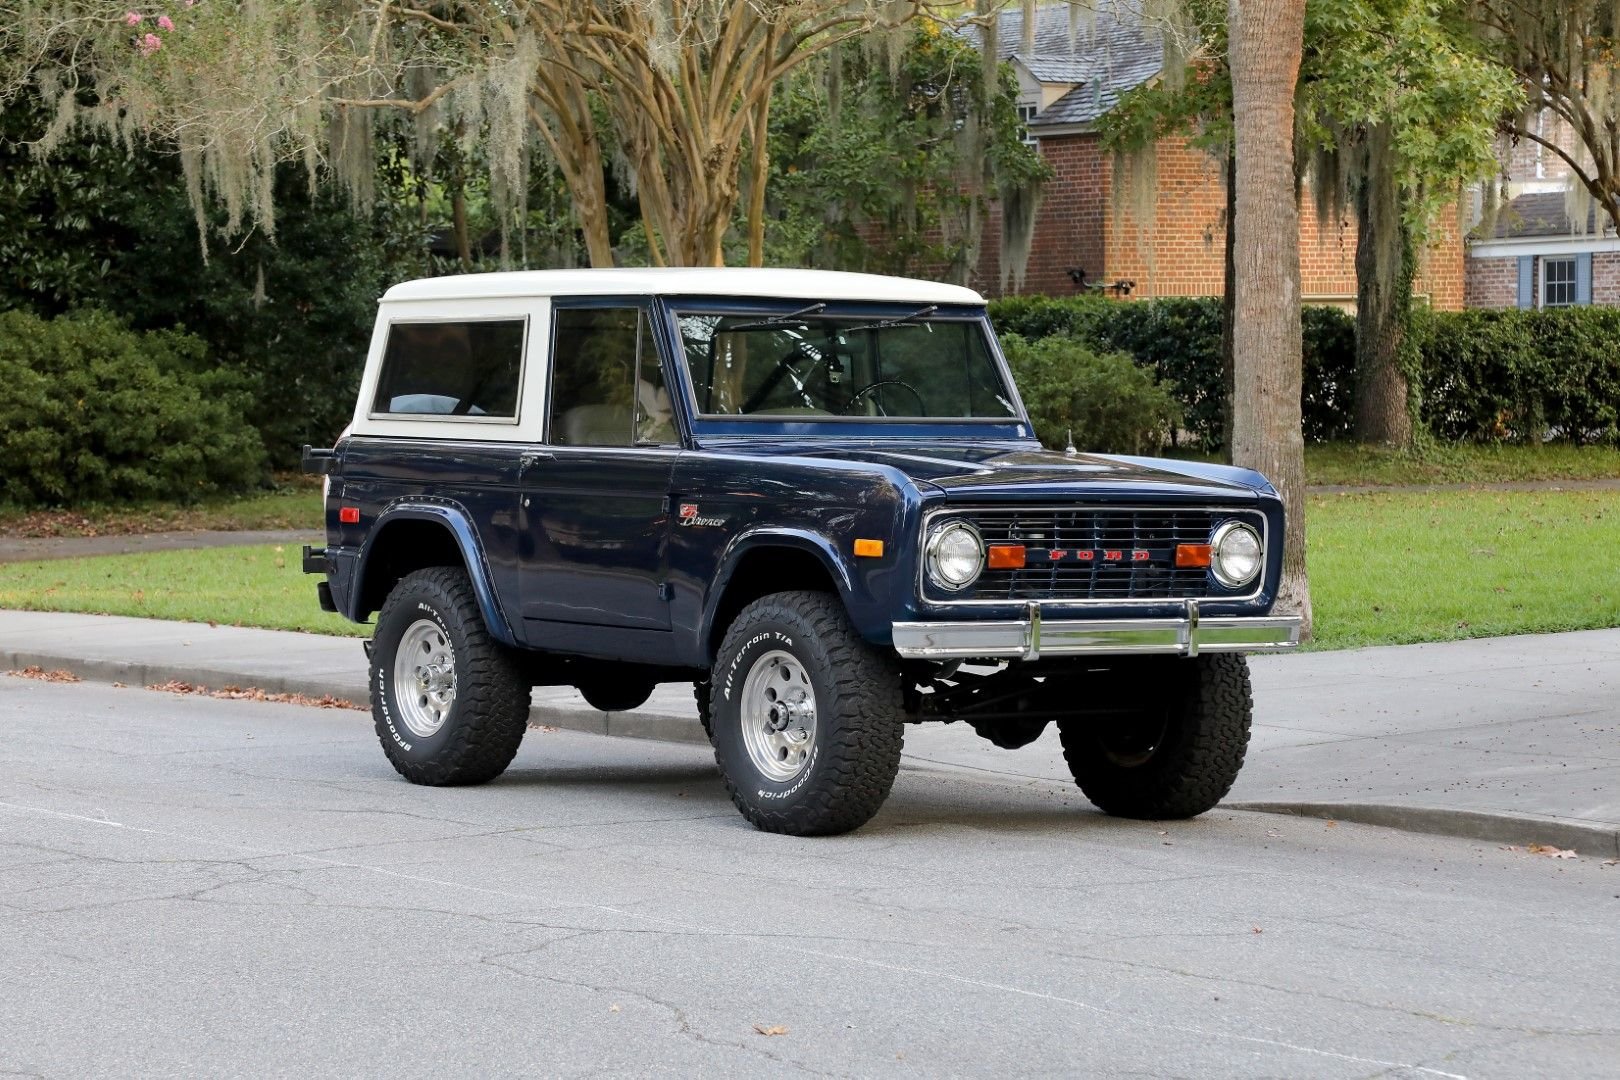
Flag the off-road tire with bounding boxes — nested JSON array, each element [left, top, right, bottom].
[[710, 591, 903, 836], [579, 679, 655, 714], [694, 679, 714, 742], [1056, 654, 1252, 819], [371, 566, 531, 786]]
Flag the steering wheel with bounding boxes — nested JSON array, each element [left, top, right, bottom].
[[842, 379, 926, 416]]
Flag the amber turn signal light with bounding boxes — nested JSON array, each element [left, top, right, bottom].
[[853, 538, 884, 558], [1175, 543, 1213, 568], [987, 544, 1026, 569]]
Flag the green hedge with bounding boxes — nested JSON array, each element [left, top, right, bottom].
[[987, 295, 1357, 449], [1415, 308, 1620, 444], [999, 333, 1181, 452], [0, 309, 267, 506], [989, 296, 1620, 447]]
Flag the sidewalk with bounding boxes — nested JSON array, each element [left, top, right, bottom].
[[2, 609, 1615, 855], [0, 528, 318, 564]]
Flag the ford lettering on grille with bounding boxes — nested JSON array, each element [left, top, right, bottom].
[[928, 507, 1264, 602]]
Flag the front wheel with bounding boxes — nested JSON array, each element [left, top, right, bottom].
[[710, 591, 904, 836], [370, 567, 531, 786], [1056, 654, 1253, 819]]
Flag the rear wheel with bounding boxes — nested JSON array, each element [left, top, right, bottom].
[[709, 591, 903, 836], [370, 567, 531, 786], [1055, 654, 1253, 819]]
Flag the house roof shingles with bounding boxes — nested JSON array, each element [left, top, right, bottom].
[[1488, 191, 1602, 239], [963, 3, 1165, 128]]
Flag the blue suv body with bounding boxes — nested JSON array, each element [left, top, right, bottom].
[[305, 268, 1299, 835]]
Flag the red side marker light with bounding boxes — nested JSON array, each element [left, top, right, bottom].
[[339, 506, 360, 524], [987, 544, 1026, 569], [1176, 543, 1213, 568]]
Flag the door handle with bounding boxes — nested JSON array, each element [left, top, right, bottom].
[[520, 450, 554, 469]]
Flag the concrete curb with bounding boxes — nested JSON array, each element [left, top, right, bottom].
[[0, 646, 712, 747], [1233, 801, 1620, 860], [0, 647, 366, 704]]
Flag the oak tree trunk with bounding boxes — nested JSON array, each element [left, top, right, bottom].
[[1352, 123, 1414, 447], [1228, 0, 1312, 637]]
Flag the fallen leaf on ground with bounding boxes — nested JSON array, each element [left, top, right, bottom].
[[753, 1024, 788, 1037], [145, 680, 363, 710], [1528, 844, 1579, 859], [1251, 927, 1263, 934], [609, 1004, 621, 1013], [7, 666, 81, 683]]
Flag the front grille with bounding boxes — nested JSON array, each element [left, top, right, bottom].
[[933, 506, 1258, 602]]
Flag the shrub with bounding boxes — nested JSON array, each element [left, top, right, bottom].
[[999, 333, 1181, 453], [1301, 304, 1358, 443], [0, 309, 268, 506], [1415, 307, 1620, 445], [989, 295, 1356, 449]]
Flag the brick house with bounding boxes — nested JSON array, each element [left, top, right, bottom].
[[1465, 115, 1620, 309], [969, 4, 1467, 308]]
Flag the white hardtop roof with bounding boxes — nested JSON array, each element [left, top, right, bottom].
[[381, 267, 984, 306]]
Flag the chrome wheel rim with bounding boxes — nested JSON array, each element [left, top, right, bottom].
[[393, 619, 457, 739], [739, 650, 817, 783]]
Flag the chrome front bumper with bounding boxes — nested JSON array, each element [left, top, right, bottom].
[[891, 601, 1301, 661]]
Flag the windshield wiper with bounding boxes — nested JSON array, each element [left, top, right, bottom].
[[843, 305, 938, 333], [724, 303, 827, 333]]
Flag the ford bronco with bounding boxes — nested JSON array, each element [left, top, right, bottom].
[[303, 268, 1300, 835]]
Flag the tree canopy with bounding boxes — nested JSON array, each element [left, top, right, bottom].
[[1460, 0, 1620, 235], [3, 0, 983, 267]]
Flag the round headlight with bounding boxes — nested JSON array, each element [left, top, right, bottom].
[[1211, 522, 1263, 588], [926, 521, 984, 590]]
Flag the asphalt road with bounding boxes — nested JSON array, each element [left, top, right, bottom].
[[3, 678, 1617, 1079]]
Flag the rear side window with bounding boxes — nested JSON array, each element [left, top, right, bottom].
[[371, 320, 526, 419]]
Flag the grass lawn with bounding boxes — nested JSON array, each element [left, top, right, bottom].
[[1303, 442, 1620, 488], [0, 477, 322, 538], [1306, 489, 1618, 648], [1, 489, 1614, 649], [0, 543, 366, 637]]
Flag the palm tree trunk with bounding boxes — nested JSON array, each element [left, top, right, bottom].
[[1228, 0, 1312, 637]]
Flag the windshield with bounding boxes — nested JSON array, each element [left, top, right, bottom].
[[675, 309, 1019, 420]]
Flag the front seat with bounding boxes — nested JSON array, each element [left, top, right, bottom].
[[562, 403, 633, 446]]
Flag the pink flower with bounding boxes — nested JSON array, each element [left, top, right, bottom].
[[139, 32, 162, 54], [124, 10, 141, 25], [157, 14, 174, 30], [184, 0, 195, 6]]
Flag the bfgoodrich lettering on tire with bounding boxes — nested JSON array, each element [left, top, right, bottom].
[[370, 566, 531, 786], [1056, 654, 1253, 819], [710, 591, 903, 836]]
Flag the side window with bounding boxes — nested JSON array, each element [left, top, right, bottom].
[[549, 307, 675, 446], [371, 320, 525, 418]]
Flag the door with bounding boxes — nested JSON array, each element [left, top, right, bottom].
[[518, 302, 679, 633]]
